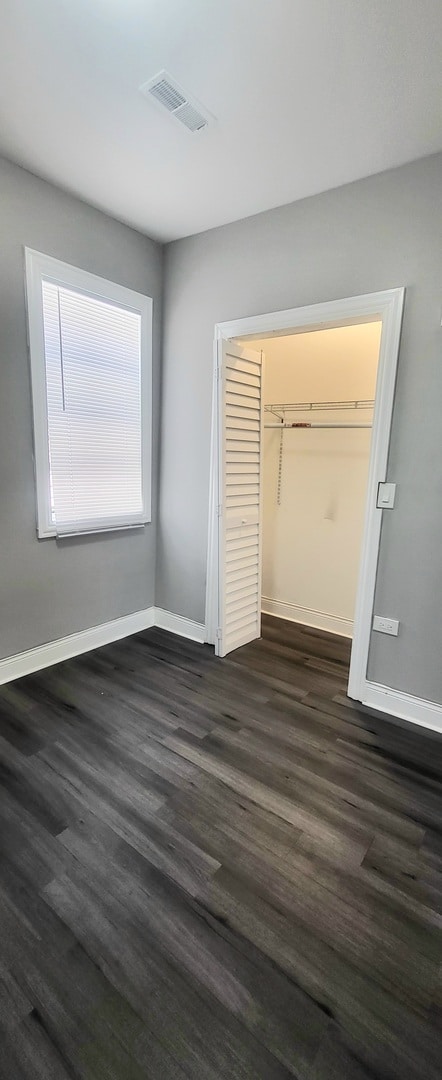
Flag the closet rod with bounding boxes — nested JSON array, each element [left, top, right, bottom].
[[264, 421, 372, 429]]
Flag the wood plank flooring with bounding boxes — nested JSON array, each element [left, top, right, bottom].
[[0, 613, 441, 1079]]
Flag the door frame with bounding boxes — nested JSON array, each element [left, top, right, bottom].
[[205, 288, 405, 703]]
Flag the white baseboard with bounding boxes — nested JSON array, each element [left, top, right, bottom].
[[359, 680, 442, 735], [262, 596, 353, 638], [3, 606, 441, 737], [0, 605, 206, 686], [0, 607, 156, 686], [154, 608, 205, 643]]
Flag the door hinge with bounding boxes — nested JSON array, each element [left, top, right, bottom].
[[216, 504, 223, 517], [215, 627, 222, 641]]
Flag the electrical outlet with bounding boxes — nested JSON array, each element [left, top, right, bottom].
[[373, 615, 399, 636]]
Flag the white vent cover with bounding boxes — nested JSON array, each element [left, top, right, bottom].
[[140, 71, 209, 132]]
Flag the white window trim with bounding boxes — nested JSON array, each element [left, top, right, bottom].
[[24, 248, 153, 538]]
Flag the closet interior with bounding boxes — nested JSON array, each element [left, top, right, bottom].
[[247, 321, 382, 640]]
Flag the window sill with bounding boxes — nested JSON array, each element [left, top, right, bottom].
[[37, 521, 150, 539]]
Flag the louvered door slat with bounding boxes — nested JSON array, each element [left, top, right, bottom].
[[226, 542, 259, 561], [226, 464, 260, 477], [226, 369, 260, 388], [226, 532, 259, 551], [226, 450, 260, 464], [226, 416, 260, 431], [226, 357, 261, 376], [226, 391, 260, 410], [226, 405, 260, 421], [226, 576, 260, 599]]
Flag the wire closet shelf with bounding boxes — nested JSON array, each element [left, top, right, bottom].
[[265, 400, 375, 505], [264, 398, 374, 429]]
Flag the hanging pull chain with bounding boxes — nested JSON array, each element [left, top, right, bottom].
[[277, 421, 284, 506]]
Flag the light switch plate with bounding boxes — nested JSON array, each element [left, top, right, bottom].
[[377, 482, 396, 509], [373, 615, 399, 636]]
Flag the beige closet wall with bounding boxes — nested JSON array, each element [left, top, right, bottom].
[[255, 323, 381, 635]]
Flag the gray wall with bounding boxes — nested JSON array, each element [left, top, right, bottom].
[[0, 155, 162, 659], [159, 152, 442, 703]]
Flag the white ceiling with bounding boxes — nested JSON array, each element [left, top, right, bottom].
[[1, 0, 442, 242]]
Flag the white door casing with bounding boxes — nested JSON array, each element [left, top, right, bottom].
[[206, 289, 405, 708], [216, 341, 264, 657]]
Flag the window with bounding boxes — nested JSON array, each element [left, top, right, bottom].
[[25, 249, 152, 537]]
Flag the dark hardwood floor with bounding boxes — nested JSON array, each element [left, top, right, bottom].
[[0, 614, 441, 1079]]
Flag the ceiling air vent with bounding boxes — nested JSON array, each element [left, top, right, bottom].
[[140, 71, 209, 133]]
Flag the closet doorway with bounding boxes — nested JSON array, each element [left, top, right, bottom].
[[206, 290, 404, 705]]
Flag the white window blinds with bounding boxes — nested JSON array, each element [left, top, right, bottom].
[[25, 250, 152, 539]]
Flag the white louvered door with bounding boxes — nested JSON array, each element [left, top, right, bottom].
[[217, 341, 264, 657]]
